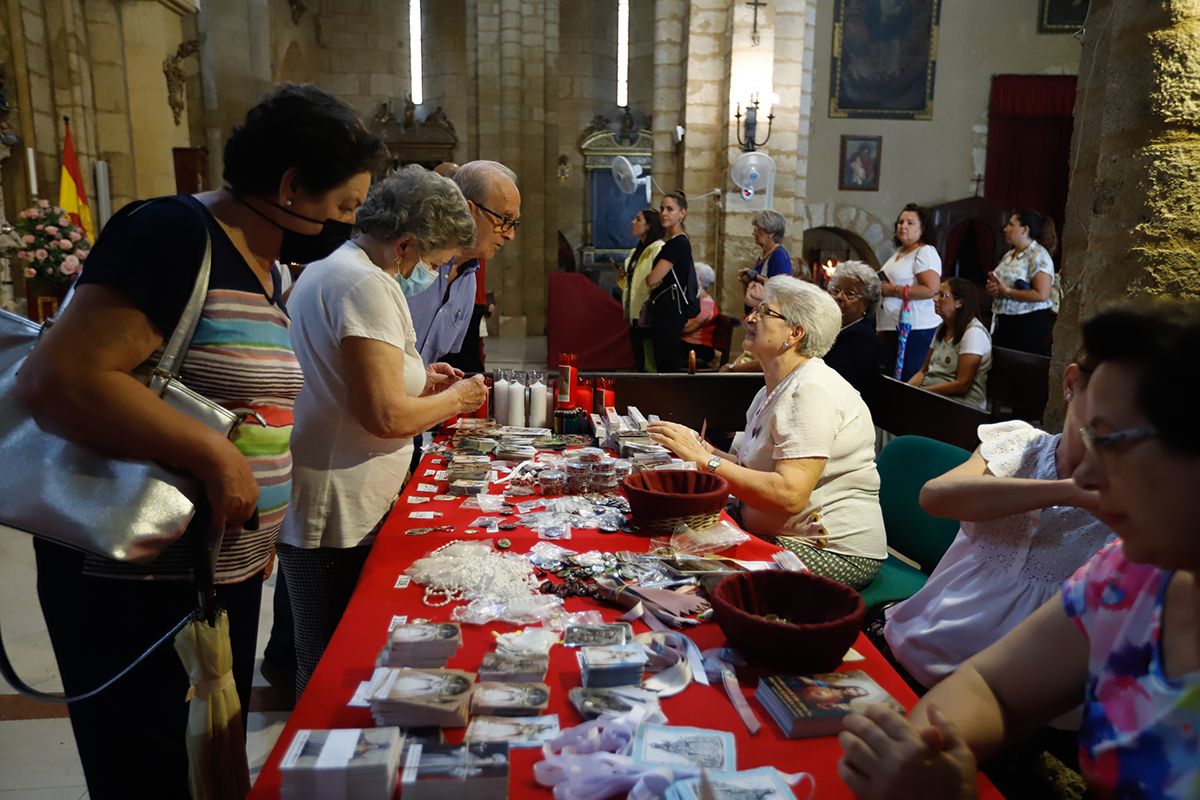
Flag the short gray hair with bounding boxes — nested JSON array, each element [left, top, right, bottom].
[[356, 165, 477, 252], [763, 275, 842, 358], [752, 210, 787, 243], [694, 261, 715, 289], [453, 160, 518, 204], [831, 260, 882, 311]]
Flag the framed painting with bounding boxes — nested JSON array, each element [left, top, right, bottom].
[[829, 0, 942, 120], [838, 135, 882, 191], [1038, 0, 1088, 33]]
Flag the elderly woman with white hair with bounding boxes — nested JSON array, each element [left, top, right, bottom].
[[681, 261, 720, 367], [648, 276, 887, 588], [279, 165, 487, 696], [824, 260, 882, 394]]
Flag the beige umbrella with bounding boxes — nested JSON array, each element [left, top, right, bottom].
[[174, 608, 251, 799]]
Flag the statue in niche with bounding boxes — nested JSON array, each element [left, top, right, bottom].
[[403, 95, 417, 129], [582, 114, 611, 139], [425, 106, 456, 134], [373, 101, 393, 125], [619, 108, 635, 144]]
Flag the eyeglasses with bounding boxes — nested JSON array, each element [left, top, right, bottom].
[[746, 306, 788, 322], [828, 286, 861, 301], [935, 290, 954, 300], [1079, 425, 1157, 460], [475, 202, 522, 233]]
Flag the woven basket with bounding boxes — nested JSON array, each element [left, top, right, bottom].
[[621, 470, 729, 536]]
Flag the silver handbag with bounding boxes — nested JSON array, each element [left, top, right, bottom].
[[0, 224, 240, 563]]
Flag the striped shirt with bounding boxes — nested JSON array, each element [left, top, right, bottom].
[[75, 196, 302, 583]]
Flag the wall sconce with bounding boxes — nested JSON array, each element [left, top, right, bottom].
[[735, 94, 773, 152]]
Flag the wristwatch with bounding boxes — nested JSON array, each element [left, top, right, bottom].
[[705, 456, 722, 473]]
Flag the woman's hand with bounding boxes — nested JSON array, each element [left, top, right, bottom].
[[645, 420, 710, 464], [838, 704, 978, 800], [1055, 478, 1101, 513], [193, 436, 261, 534], [423, 362, 465, 395], [452, 375, 487, 414], [985, 272, 1005, 299]]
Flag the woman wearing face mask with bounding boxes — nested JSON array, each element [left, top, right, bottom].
[[15, 83, 384, 797], [280, 165, 486, 696]]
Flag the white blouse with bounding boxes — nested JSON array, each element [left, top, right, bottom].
[[876, 244, 942, 332]]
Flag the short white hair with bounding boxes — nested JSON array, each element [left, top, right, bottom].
[[694, 261, 715, 289], [453, 160, 518, 203], [763, 275, 842, 358], [831, 260, 882, 311]]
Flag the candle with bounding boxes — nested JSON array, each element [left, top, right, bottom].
[[507, 377, 527, 428], [474, 377, 491, 419], [528, 376, 548, 427], [26, 148, 38, 199], [493, 371, 509, 425], [574, 377, 593, 417], [556, 354, 577, 409]]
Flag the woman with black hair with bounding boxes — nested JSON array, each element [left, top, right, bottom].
[[986, 209, 1056, 355], [16, 83, 385, 797], [644, 191, 696, 372], [617, 207, 665, 370], [909, 277, 992, 408], [876, 202, 942, 381]]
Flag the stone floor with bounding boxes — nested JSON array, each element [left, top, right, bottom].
[[0, 336, 547, 797]]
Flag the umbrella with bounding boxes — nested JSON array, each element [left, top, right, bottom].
[[173, 505, 250, 799], [893, 289, 913, 380]]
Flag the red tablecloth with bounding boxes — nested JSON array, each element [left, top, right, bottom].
[[249, 456, 1000, 799]]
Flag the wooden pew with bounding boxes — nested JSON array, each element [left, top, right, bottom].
[[987, 346, 1051, 423], [863, 375, 990, 451]]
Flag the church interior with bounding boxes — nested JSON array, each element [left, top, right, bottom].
[[1, 0, 1198, 797]]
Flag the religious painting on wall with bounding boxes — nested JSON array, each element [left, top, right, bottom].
[[829, 0, 942, 120], [1038, 0, 1088, 33], [839, 135, 882, 191]]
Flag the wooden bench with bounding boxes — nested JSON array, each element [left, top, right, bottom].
[[987, 346, 1051, 423], [863, 375, 990, 452]]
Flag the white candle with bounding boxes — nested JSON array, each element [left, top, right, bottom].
[[493, 374, 509, 425], [507, 379, 527, 428], [528, 379, 548, 427], [26, 148, 38, 199]]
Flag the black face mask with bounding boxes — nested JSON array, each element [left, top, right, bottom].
[[236, 194, 353, 265]]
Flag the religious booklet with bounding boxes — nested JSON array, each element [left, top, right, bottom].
[[755, 670, 904, 738], [664, 767, 796, 800], [568, 686, 663, 721], [365, 667, 474, 728], [578, 643, 649, 688], [466, 714, 560, 747], [279, 727, 404, 800], [400, 741, 510, 800], [469, 681, 551, 716], [381, 622, 462, 668], [563, 622, 633, 648], [631, 724, 736, 772], [478, 652, 549, 683]]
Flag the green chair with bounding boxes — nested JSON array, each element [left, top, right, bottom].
[[859, 435, 972, 611]]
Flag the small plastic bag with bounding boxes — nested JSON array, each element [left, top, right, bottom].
[[494, 626, 561, 656], [462, 493, 507, 512], [669, 519, 751, 555]]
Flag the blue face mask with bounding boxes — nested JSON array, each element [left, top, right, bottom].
[[398, 258, 439, 297]]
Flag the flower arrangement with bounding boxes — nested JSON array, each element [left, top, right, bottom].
[[11, 199, 91, 288]]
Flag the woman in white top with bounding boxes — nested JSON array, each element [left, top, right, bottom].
[[986, 209, 1057, 355], [647, 277, 886, 589], [280, 166, 487, 696], [883, 359, 1111, 691], [909, 277, 992, 409], [876, 203, 942, 381]]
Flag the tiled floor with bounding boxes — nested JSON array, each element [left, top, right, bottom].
[[0, 337, 547, 796]]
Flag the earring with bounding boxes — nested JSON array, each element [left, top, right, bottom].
[[1066, 390, 1074, 401], [285, 200, 293, 207]]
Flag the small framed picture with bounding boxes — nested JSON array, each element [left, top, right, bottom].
[[839, 135, 882, 192], [1039, 0, 1088, 33]]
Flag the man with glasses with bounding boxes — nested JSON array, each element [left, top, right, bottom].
[[407, 160, 521, 366]]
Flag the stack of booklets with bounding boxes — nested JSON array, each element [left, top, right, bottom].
[[279, 727, 404, 800], [400, 741, 510, 800], [664, 767, 796, 800], [466, 714, 560, 748], [380, 622, 462, 668], [578, 644, 648, 688], [448, 454, 491, 481], [470, 681, 551, 716], [568, 686, 662, 721], [478, 652, 548, 683], [563, 622, 633, 648], [365, 667, 474, 728], [755, 670, 904, 738]]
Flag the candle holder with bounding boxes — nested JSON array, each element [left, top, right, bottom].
[[735, 94, 773, 153]]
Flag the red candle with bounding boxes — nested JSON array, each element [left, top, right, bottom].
[[574, 377, 593, 416], [556, 353, 578, 409]]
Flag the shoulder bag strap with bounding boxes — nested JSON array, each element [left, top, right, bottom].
[[150, 200, 213, 386]]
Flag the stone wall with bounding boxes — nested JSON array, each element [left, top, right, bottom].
[[1046, 0, 1200, 425]]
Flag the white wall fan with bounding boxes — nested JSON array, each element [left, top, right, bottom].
[[611, 155, 653, 203], [730, 151, 776, 207]]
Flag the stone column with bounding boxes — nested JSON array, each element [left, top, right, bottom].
[[1048, 0, 1200, 423], [651, 0, 685, 192]]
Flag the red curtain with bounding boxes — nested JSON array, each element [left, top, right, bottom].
[[984, 75, 1077, 258]]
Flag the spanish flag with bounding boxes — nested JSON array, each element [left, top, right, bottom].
[[58, 117, 94, 243]]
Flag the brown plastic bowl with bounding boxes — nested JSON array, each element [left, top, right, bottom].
[[709, 570, 865, 672], [621, 469, 729, 535]]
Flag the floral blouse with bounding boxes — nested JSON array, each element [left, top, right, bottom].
[[992, 240, 1055, 317], [1062, 541, 1200, 798]]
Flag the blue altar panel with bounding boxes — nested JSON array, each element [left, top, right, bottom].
[[590, 170, 648, 256]]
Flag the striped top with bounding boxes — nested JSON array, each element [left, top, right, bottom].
[[76, 196, 302, 583]]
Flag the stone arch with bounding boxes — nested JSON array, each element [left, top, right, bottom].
[[276, 39, 313, 85], [793, 203, 893, 267]]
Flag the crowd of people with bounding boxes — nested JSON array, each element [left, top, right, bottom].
[[14, 81, 1197, 799]]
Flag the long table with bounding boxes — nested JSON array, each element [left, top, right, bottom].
[[250, 455, 1000, 798]]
